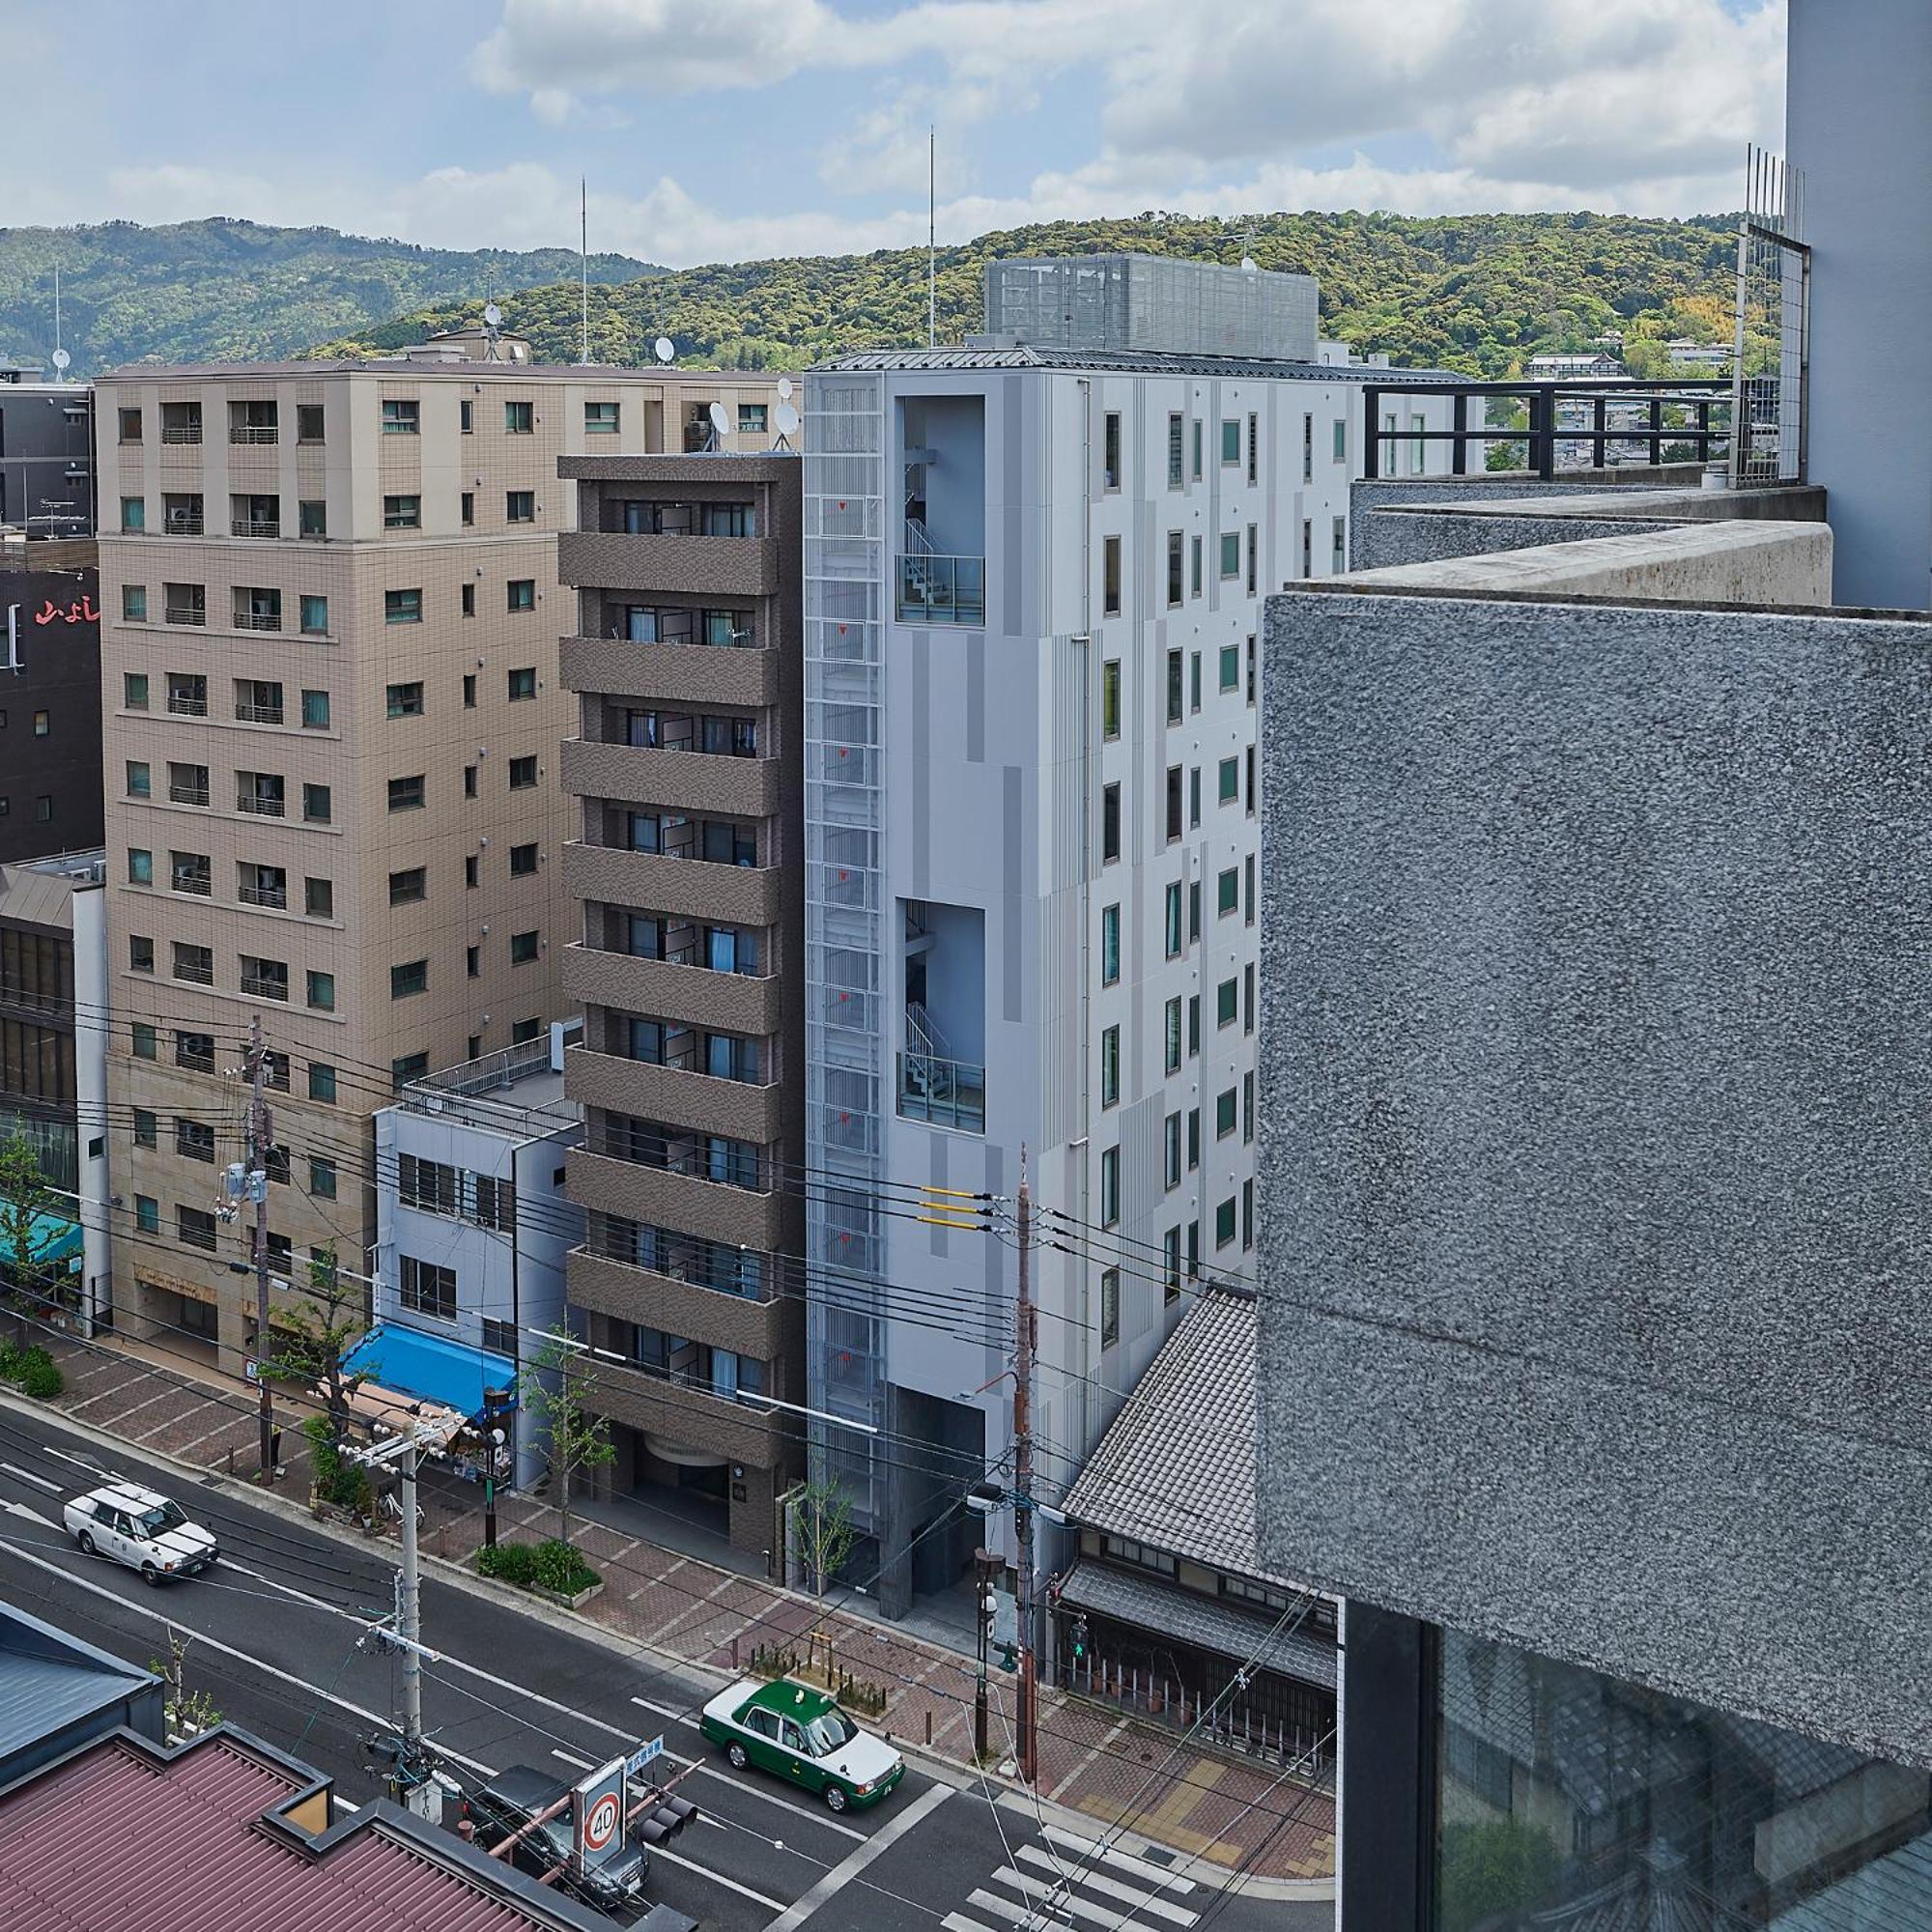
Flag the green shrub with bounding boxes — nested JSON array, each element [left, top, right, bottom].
[[531, 1539, 599, 1597], [478, 1541, 539, 1586], [0, 1337, 20, 1377], [18, 1359, 62, 1400]]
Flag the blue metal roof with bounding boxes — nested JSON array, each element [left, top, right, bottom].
[[0, 1211, 82, 1269], [342, 1323, 516, 1419]]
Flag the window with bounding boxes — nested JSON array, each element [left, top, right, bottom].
[[386, 681, 424, 719], [297, 404, 325, 444], [1100, 1268, 1120, 1348], [1163, 1227, 1181, 1303], [1248, 411, 1258, 485], [459, 490, 475, 529], [1219, 530, 1240, 580], [508, 754, 537, 789], [308, 1062, 337, 1103], [299, 500, 327, 539], [510, 929, 540, 964], [510, 1018, 542, 1045], [127, 845, 154, 886], [238, 861, 286, 909], [134, 1194, 158, 1234], [1164, 996, 1182, 1074], [1246, 745, 1257, 813], [305, 969, 334, 1011], [1219, 756, 1239, 804], [388, 867, 426, 905], [234, 678, 283, 725], [132, 1109, 157, 1149], [120, 497, 145, 532], [1217, 867, 1239, 916], [1301, 518, 1313, 578], [1165, 530, 1183, 607], [505, 489, 534, 524], [131, 1022, 156, 1061], [1165, 766, 1182, 841], [240, 956, 288, 1002], [1216, 1088, 1238, 1139], [1099, 1147, 1120, 1227], [175, 1118, 215, 1163], [1303, 411, 1314, 484], [1247, 633, 1257, 703], [1332, 417, 1348, 465], [1103, 412, 1122, 490], [1166, 648, 1183, 725], [1101, 659, 1121, 739], [506, 666, 536, 700], [459, 399, 473, 435], [737, 403, 767, 435], [465, 857, 479, 890], [1101, 783, 1121, 864], [504, 400, 533, 435], [128, 935, 154, 972], [509, 841, 538, 876], [1242, 1179, 1254, 1251], [167, 670, 207, 717], [463, 765, 477, 798], [392, 1051, 430, 1090], [299, 594, 328, 636], [1221, 418, 1240, 465], [585, 400, 619, 435], [1102, 535, 1122, 615], [309, 1156, 337, 1200], [300, 690, 330, 729], [1332, 515, 1348, 574], [126, 760, 151, 799], [172, 940, 213, 983], [1411, 412, 1427, 475], [390, 959, 429, 998], [1215, 1197, 1237, 1248], [1166, 412, 1183, 489], [506, 578, 535, 612], [1190, 534, 1202, 597], [122, 584, 148, 623], [1217, 976, 1238, 1027], [1192, 418, 1204, 480], [400, 1255, 457, 1322], [383, 494, 420, 530], [302, 781, 331, 823], [1245, 853, 1256, 923], [388, 775, 425, 811], [1189, 879, 1202, 942], [1164, 1112, 1181, 1189], [1164, 882, 1182, 959], [1244, 960, 1256, 1034], [1099, 1025, 1120, 1107], [1100, 903, 1120, 985], [381, 398, 418, 435], [1244, 1070, 1255, 1143], [119, 408, 143, 443], [384, 587, 422, 625], [462, 673, 476, 707], [33, 796, 50, 823], [176, 1029, 214, 1071], [1190, 651, 1202, 712], [1188, 994, 1201, 1055]]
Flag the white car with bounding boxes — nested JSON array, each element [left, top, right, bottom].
[[64, 1482, 218, 1584]]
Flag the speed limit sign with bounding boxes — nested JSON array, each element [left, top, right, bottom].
[[574, 1759, 628, 1866], [582, 1790, 621, 1853]]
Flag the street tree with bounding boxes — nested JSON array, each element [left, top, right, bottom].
[[789, 1476, 858, 1597], [0, 1131, 62, 1314], [526, 1326, 614, 1552], [261, 1244, 369, 1439]]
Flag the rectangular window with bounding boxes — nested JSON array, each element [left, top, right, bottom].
[[504, 400, 533, 435], [298, 594, 328, 636], [1165, 766, 1182, 842], [464, 765, 477, 798], [508, 754, 537, 789], [505, 489, 534, 524], [122, 583, 148, 623], [123, 671, 150, 711], [1101, 783, 1121, 865], [1216, 1197, 1237, 1248], [1190, 650, 1202, 713], [381, 398, 418, 435], [388, 867, 426, 905], [386, 681, 424, 719], [382, 493, 420, 530], [1247, 523, 1258, 595], [306, 969, 334, 1011], [1102, 535, 1122, 616], [510, 929, 539, 964], [1216, 1088, 1238, 1139], [1247, 411, 1258, 485], [736, 402, 767, 436], [1332, 515, 1348, 574], [392, 1052, 430, 1091], [1245, 852, 1256, 923], [131, 1023, 156, 1061], [1217, 867, 1239, 916], [172, 941, 213, 984], [1221, 418, 1240, 466], [1219, 530, 1239, 580], [390, 958, 428, 998], [128, 847, 154, 885], [302, 781, 331, 824], [1219, 755, 1239, 804], [507, 579, 535, 612], [1187, 1220, 1200, 1280], [1411, 412, 1427, 476], [128, 935, 154, 972], [461, 582, 476, 617], [1100, 903, 1120, 985], [1099, 1025, 1120, 1107], [1100, 1147, 1120, 1227], [1188, 1106, 1200, 1170], [1303, 412, 1314, 484], [1191, 418, 1204, 481], [384, 588, 422, 625], [1163, 1227, 1181, 1303], [1332, 417, 1348, 465], [310, 1156, 337, 1200], [1243, 1179, 1255, 1251], [120, 497, 145, 533], [126, 760, 151, 799], [1301, 518, 1314, 578], [119, 408, 143, 443], [507, 667, 536, 700], [1166, 649, 1184, 725], [308, 1062, 337, 1103], [509, 841, 538, 876], [299, 499, 327, 539], [1164, 1112, 1181, 1189], [1164, 996, 1182, 1075], [178, 1207, 218, 1253], [132, 1109, 156, 1149], [1188, 994, 1201, 1056], [1190, 534, 1202, 598], [175, 1117, 215, 1163], [1164, 882, 1182, 958], [176, 1031, 216, 1073], [1244, 961, 1256, 1035], [460, 399, 473, 434], [459, 491, 475, 529], [1246, 633, 1257, 704], [297, 404, 325, 444], [1101, 411, 1122, 490], [1100, 1268, 1120, 1348], [1166, 413, 1183, 490], [134, 1194, 159, 1234], [1247, 745, 1257, 814], [585, 400, 619, 435], [1217, 976, 1238, 1027], [1244, 1069, 1255, 1143], [1165, 532, 1182, 608], [399, 1255, 458, 1322], [1101, 659, 1121, 739], [239, 956, 288, 1002], [300, 690, 330, 729], [1189, 880, 1202, 944], [388, 774, 425, 811]]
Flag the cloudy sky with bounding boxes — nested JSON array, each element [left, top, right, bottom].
[[9, 0, 1784, 265]]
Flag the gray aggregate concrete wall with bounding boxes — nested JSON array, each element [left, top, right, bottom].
[[1255, 585, 1932, 1766]]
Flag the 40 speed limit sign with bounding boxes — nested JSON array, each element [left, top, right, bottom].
[[573, 1759, 627, 1864]]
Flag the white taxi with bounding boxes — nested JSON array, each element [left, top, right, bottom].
[[64, 1482, 218, 1584]]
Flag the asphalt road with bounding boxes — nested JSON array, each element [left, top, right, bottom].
[[0, 1404, 1324, 1932]]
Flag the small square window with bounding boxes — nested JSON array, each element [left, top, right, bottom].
[[124, 672, 149, 710], [390, 959, 429, 998], [382, 398, 419, 435], [122, 584, 148, 622], [388, 867, 426, 905], [131, 1023, 156, 1060], [308, 1062, 337, 1102], [386, 681, 425, 719], [128, 847, 153, 885], [510, 1018, 542, 1045], [299, 594, 328, 636], [387, 774, 425, 811], [297, 404, 325, 444], [306, 970, 335, 1011], [509, 841, 538, 876], [504, 400, 533, 435], [384, 588, 422, 625], [302, 782, 331, 824], [505, 490, 535, 525], [393, 1052, 430, 1090], [508, 754, 537, 790], [299, 500, 327, 539], [304, 876, 332, 918], [584, 400, 619, 435], [506, 579, 535, 612], [309, 1156, 337, 1199], [383, 494, 421, 530], [507, 667, 536, 700], [510, 929, 540, 964], [300, 690, 330, 729]]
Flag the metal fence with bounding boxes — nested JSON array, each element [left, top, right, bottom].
[[1732, 143, 1809, 487]]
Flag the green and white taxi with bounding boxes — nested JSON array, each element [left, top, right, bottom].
[[698, 1678, 904, 1812]]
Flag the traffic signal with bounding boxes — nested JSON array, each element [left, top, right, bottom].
[[1068, 1616, 1088, 1662]]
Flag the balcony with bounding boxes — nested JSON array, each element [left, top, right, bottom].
[[561, 736, 781, 821], [238, 883, 288, 910], [233, 610, 283, 634], [566, 1245, 783, 1361], [166, 693, 208, 718], [165, 605, 207, 627], [170, 872, 212, 898], [162, 513, 205, 537], [564, 1044, 783, 1146], [235, 702, 285, 726], [563, 840, 782, 927], [896, 552, 985, 626], [230, 425, 279, 446], [236, 792, 286, 819], [566, 1146, 784, 1250], [575, 1354, 782, 1469], [557, 530, 780, 601], [896, 1048, 986, 1134], [241, 970, 289, 1002], [563, 942, 780, 1037], [230, 517, 281, 539], [167, 781, 210, 807], [173, 958, 213, 986], [560, 635, 781, 709]]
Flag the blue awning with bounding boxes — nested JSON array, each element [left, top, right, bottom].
[[0, 1211, 83, 1270], [341, 1323, 516, 1420]]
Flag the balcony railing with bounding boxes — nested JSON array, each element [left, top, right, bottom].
[[163, 514, 205, 536], [233, 611, 283, 633], [577, 1232, 775, 1302], [166, 694, 208, 717], [590, 938, 770, 980], [230, 425, 279, 445], [896, 1049, 986, 1133], [582, 1129, 767, 1194], [235, 702, 284, 725], [896, 553, 985, 626], [235, 793, 285, 818], [167, 782, 210, 807], [165, 606, 207, 627], [173, 959, 213, 986], [240, 971, 289, 1002], [239, 884, 287, 910], [230, 518, 281, 539], [160, 426, 203, 446], [170, 873, 212, 897]]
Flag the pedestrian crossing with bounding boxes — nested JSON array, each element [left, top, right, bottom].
[[942, 1826, 1201, 1932]]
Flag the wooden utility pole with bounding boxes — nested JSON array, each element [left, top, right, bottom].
[[1014, 1147, 1037, 1785], [245, 1013, 273, 1478]]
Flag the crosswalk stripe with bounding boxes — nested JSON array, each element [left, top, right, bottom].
[[965, 1889, 1033, 1927], [986, 1864, 1151, 1930], [1041, 1824, 1199, 1894], [942, 1915, 1003, 1932], [1015, 1844, 1198, 1925]]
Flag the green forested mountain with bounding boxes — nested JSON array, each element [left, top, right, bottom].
[[317, 210, 1742, 378], [0, 219, 661, 377]]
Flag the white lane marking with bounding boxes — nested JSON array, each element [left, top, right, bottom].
[[0, 1461, 62, 1493], [0, 1500, 54, 1525], [963, 1889, 1032, 1927], [221, 1556, 364, 1620], [42, 1443, 114, 1478], [1015, 1845, 1198, 1926], [631, 1693, 685, 1721], [1041, 1826, 1199, 1893], [989, 1863, 1178, 1931], [759, 1781, 952, 1932], [552, 1747, 593, 1770], [943, 1917, 1003, 1932], [653, 1842, 786, 1912]]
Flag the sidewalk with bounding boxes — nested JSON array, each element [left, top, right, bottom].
[[24, 1323, 1335, 1885]]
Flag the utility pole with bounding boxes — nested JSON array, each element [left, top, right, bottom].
[[244, 1014, 273, 1479], [397, 1435, 423, 1759], [974, 1546, 995, 1762], [1013, 1147, 1037, 1786]]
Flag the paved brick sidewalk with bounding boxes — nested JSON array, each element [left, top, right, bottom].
[[24, 1324, 1334, 1883]]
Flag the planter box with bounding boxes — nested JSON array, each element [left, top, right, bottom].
[[535, 1578, 605, 1611], [310, 1493, 379, 1536]]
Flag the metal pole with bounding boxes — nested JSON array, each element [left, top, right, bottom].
[[399, 1435, 423, 1751], [1014, 1149, 1037, 1786], [247, 1014, 273, 1479], [927, 126, 936, 351], [580, 177, 590, 366], [974, 1546, 992, 1762]]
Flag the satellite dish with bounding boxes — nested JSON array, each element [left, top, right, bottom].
[[483, 301, 503, 328], [776, 402, 801, 438], [654, 337, 675, 364], [707, 400, 730, 436], [776, 377, 794, 401], [50, 348, 71, 371]]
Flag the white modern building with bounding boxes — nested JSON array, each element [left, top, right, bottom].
[[370, 1027, 582, 1485], [801, 254, 1456, 1616]]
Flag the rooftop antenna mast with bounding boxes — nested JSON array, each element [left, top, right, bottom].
[[928, 125, 936, 350], [52, 264, 65, 382], [580, 176, 590, 366]]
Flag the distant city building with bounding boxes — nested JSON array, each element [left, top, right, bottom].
[[0, 552, 104, 858], [1523, 350, 1625, 380], [93, 353, 789, 1378], [1665, 337, 1734, 372], [0, 368, 93, 541]]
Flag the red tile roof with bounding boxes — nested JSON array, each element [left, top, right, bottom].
[[0, 1730, 575, 1931]]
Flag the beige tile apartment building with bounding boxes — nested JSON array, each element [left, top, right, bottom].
[[95, 353, 785, 1371], [554, 453, 804, 1553]]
